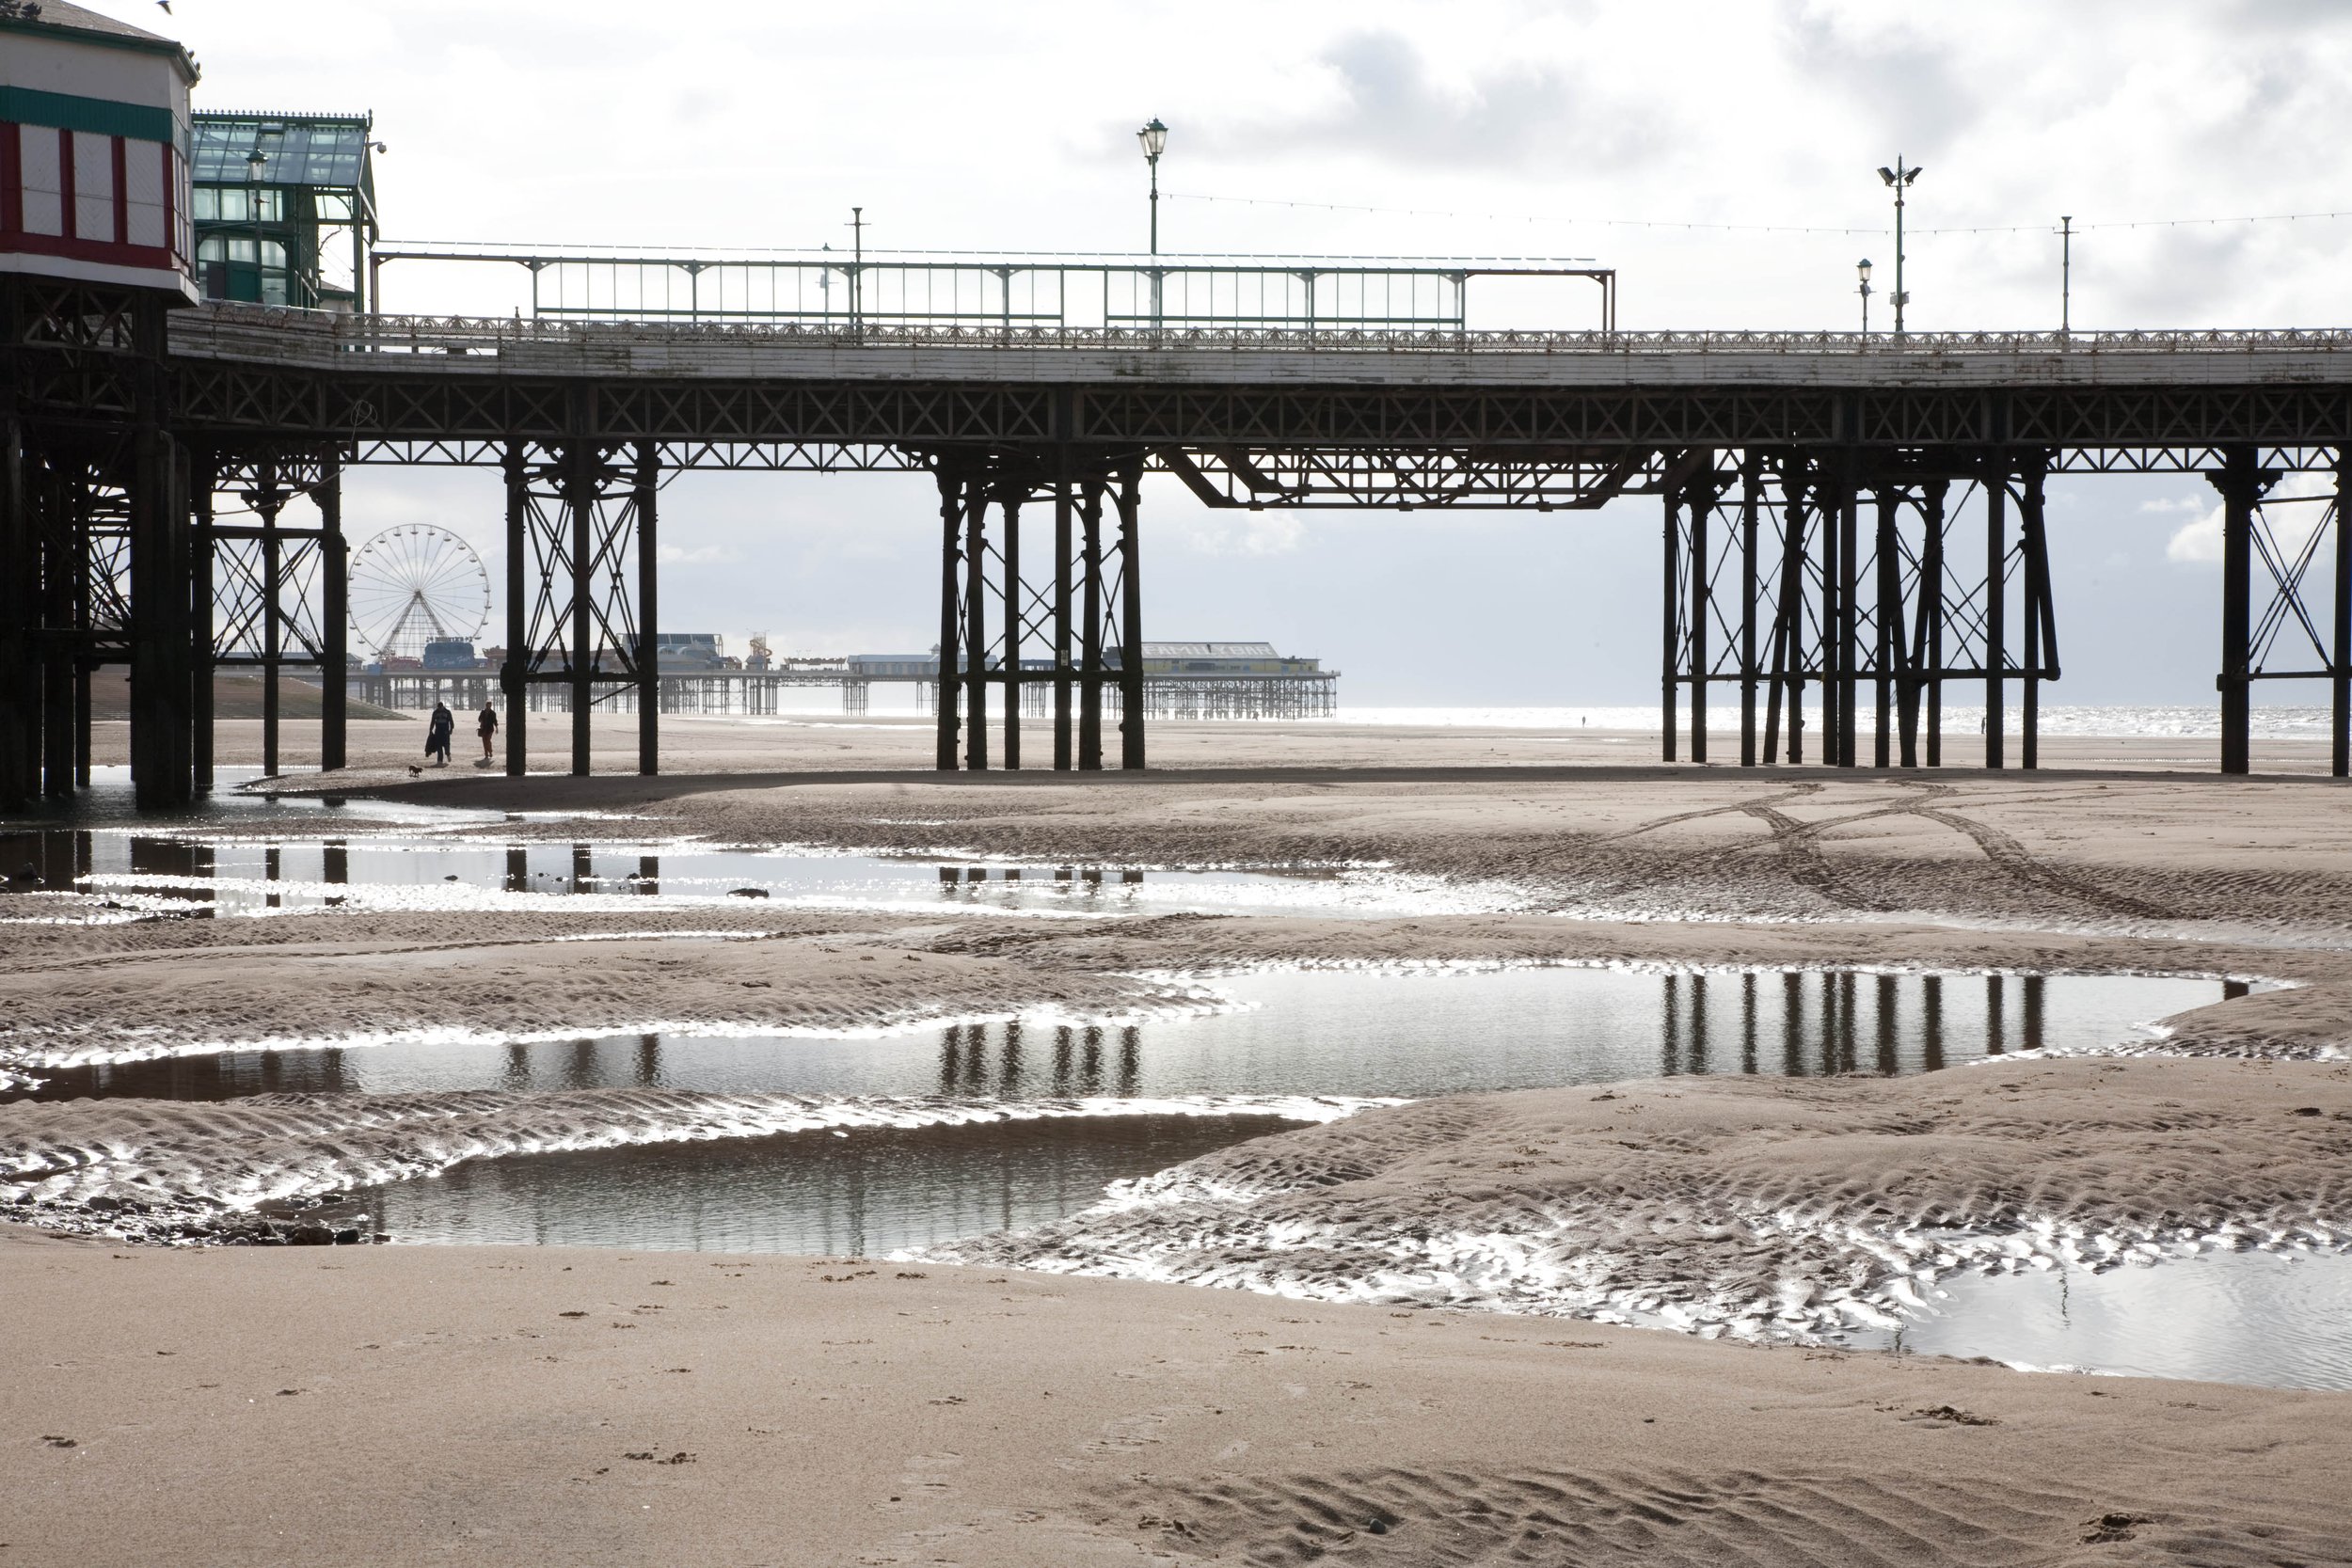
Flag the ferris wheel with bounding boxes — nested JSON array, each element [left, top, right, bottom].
[[347, 524, 492, 662]]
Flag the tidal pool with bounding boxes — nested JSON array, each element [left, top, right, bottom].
[[1851, 1248, 2352, 1391], [24, 965, 2228, 1103], [0, 824, 1518, 925]]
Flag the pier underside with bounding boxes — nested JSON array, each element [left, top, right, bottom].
[[8, 286, 2352, 807]]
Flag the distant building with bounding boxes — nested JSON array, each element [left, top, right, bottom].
[[1132, 641, 1324, 676], [653, 632, 728, 672], [847, 640, 1337, 719], [848, 654, 939, 678]]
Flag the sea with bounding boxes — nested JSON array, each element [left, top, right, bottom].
[[728, 694, 2340, 741]]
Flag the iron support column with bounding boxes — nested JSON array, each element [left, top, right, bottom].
[[933, 465, 961, 770], [1873, 487, 1898, 768], [2214, 446, 2264, 776], [72, 465, 89, 787], [40, 458, 74, 799], [0, 399, 27, 812], [962, 478, 988, 769], [1078, 478, 1104, 770], [1054, 471, 1073, 770], [1985, 461, 2007, 769], [2336, 447, 2352, 779], [319, 454, 346, 772], [502, 445, 528, 777], [1661, 483, 1679, 762], [1116, 461, 1146, 769], [1836, 458, 1859, 768], [129, 417, 191, 808], [634, 440, 659, 776], [1689, 469, 1710, 765], [1920, 480, 1947, 768], [1002, 492, 1022, 770], [190, 460, 215, 792], [1739, 454, 1759, 768], [2020, 457, 2049, 770], [258, 461, 282, 780], [1766, 466, 1807, 766], [565, 444, 595, 777]]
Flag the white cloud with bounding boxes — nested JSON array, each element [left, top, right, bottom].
[[2166, 505, 2224, 564], [655, 543, 737, 566], [1156, 510, 1310, 559], [2166, 471, 2334, 567]]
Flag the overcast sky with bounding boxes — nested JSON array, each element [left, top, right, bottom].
[[106, 0, 2352, 708]]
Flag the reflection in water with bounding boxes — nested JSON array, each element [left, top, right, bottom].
[[21, 969, 2215, 1105], [362, 1113, 1289, 1257], [940, 1022, 1140, 1099], [4, 817, 1482, 924], [1, 964, 2251, 1268], [1659, 971, 2047, 1078]]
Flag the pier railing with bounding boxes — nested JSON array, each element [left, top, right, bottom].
[[362, 245, 1618, 333], [170, 303, 2352, 366]]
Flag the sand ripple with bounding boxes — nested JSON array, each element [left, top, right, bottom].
[[919, 1059, 2352, 1342]]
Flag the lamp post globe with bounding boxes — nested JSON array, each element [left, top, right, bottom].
[[1857, 258, 1873, 336], [1137, 118, 1168, 255], [1875, 159, 1922, 335]]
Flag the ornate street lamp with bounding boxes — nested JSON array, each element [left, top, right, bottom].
[[1857, 258, 1873, 335], [246, 148, 267, 304], [1876, 158, 1922, 336], [1136, 119, 1168, 256]]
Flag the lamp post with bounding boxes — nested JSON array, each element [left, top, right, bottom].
[[1875, 157, 1922, 336], [2059, 214, 2074, 335], [1857, 258, 1873, 336], [245, 148, 266, 304], [1136, 118, 1168, 255]]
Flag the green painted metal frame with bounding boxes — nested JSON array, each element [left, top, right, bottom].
[[369, 247, 1617, 333]]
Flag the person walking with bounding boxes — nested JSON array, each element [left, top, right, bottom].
[[426, 701, 455, 768], [477, 701, 500, 765]]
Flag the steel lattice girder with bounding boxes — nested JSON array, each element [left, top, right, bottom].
[[147, 356, 2352, 455]]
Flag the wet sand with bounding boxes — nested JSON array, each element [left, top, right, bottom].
[[10, 719, 2352, 1562], [8, 1227, 2350, 1567]]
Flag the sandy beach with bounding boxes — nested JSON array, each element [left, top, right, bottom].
[[8, 715, 2352, 1563]]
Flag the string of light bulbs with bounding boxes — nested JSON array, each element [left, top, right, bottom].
[[1163, 189, 2352, 238]]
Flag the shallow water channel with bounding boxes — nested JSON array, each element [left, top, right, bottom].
[[22, 962, 2236, 1259], [0, 797, 1519, 925], [1851, 1249, 2352, 1391]]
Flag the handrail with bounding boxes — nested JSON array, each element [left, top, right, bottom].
[[169, 304, 2352, 359], [360, 245, 1619, 333]]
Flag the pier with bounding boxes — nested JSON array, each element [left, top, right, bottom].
[[5, 6, 2351, 807]]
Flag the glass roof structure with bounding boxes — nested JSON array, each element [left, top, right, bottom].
[[192, 113, 375, 192], [189, 111, 379, 310]]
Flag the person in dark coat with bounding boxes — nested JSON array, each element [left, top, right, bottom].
[[426, 701, 455, 767], [477, 702, 500, 763]]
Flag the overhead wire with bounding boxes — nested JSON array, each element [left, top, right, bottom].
[[1163, 189, 2352, 238]]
